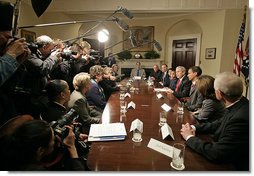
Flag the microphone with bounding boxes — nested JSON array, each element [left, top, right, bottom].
[[154, 40, 162, 51], [116, 6, 133, 19], [129, 30, 138, 47], [113, 17, 129, 32]]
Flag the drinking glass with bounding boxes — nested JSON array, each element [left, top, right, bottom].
[[177, 102, 184, 115], [159, 111, 167, 126], [120, 91, 125, 100], [170, 143, 185, 170], [120, 101, 127, 113]]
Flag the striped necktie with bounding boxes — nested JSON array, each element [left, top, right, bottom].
[[137, 69, 140, 76]]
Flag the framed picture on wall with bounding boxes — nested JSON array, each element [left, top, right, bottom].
[[123, 26, 154, 51], [205, 48, 216, 59], [21, 29, 36, 43]]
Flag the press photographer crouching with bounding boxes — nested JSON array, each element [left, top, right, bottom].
[[0, 119, 88, 171]]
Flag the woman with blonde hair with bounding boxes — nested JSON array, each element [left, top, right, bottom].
[[68, 72, 101, 134]]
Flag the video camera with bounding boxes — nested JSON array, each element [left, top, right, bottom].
[[50, 108, 90, 158], [50, 108, 80, 140]]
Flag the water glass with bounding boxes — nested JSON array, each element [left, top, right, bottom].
[[177, 102, 184, 115], [132, 129, 142, 142], [159, 111, 167, 126], [171, 143, 185, 170], [120, 101, 127, 113], [120, 91, 125, 100]]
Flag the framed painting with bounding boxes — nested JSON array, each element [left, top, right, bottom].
[[205, 48, 216, 59], [21, 29, 36, 43], [123, 26, 154, 51]]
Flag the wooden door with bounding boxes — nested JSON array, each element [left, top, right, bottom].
[[172, 39, 197, 70]]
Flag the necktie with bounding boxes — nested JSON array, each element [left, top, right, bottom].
[[175, 79, 181, 92], [137, 69, 140, 76]]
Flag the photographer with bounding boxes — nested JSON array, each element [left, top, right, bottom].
[[2, 35, 62, 119], [1, 119, 86, 171]]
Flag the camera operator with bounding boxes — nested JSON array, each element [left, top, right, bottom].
[[0, 119, 87, 171]]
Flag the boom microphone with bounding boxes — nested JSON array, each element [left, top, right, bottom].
[[154, 40, 162, 51], [113, 17, 129, 32], [116, 6, 133, 19]]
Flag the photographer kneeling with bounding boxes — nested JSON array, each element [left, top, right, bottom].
[[1, 119, 87, 171]]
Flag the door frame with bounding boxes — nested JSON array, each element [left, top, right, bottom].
[[168, 34, 201, 67]]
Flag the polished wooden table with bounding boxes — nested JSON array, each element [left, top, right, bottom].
[[87, 79, 235, 171]]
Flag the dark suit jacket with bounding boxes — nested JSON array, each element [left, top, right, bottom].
[[41, 101, 67, 123], [99, 78, 120, 101], [173, 75, 191, 98], [86, 79, 106, 112], [150, 69, 162, 82], [186, 97, 249, 170]]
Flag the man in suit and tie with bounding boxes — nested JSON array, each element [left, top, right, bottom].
[[130, 61, 146, 79], [166, 66, 191, 99], [185, 66, 204, 111], [180, 72, 249, 171]]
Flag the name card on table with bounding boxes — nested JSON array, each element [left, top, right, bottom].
[[125, 92, 131, 98], [127, 101, 136, 109], [147, 138, 173, 158], [161, 103, 171, 112], [161, 123, 175, 140], [156, 93, 163, 99], [130, 118, 143, 133], [134, 76, 141, 80]]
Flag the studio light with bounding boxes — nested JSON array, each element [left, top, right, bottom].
[[98, 29, 109, 43]]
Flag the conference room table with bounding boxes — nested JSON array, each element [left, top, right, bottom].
[[86, 79, 235, 171]]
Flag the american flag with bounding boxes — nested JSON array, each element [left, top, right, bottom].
[[233, 12, 246, 76], [241, 37, 249, 81]]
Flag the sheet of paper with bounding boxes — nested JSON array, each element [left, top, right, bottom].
[[161, 103, 171, 112], [161, 124, 175, 140], [156, 93, 163, 99], [134, 76, 141, 80], [147, 138, 173, 158], [89, 123, 127, 137], [154, 87, 169, 92]]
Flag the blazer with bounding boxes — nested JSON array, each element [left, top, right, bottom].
[[185, 84, 204, 111], [173, 75, 192, 98], [186, 97, 249, 170], [193, 99, 226, 123], [99, 78, 120, 101], [85, 79, 106, 112], [149, 69, 162, 82], [130, 68, 146, 78], [41, 101, 67, 123], [68, 90, 101, 134]]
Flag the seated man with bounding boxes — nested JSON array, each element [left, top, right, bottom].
[[180, 72, 249, 171], [149, 64, 162, 82], [130, 61, 146, 79], [166, 66, 191, 99]]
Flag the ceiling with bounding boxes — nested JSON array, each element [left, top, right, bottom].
[[21, 0, 249, 20]]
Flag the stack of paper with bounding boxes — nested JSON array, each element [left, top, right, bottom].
[[88, 123, 127, 142]]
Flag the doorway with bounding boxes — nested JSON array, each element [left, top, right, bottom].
[[172, 38, 197, 70]]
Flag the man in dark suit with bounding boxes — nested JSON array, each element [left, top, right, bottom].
[[185, 66, 204, 111], [166, 66, 191, 99], [180, 72, 249, 171]]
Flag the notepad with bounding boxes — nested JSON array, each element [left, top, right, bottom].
[[88, 123, 127, 142]]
